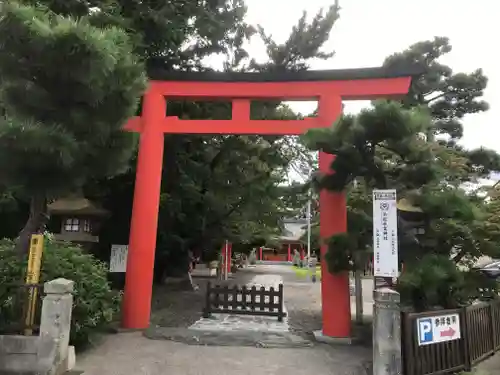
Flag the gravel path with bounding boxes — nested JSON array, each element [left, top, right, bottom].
[[150, 265, 373, 336], [150, 272, 254, 328], [240, 265, 373, 343]]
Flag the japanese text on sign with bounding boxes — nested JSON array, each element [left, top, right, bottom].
[[417, 313, 461, 346], [373, 189, 398, 278], [25, 234, 44, 335], [110, 244, 128, 273]]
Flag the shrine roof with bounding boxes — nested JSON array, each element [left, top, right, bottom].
[[147, 63, 422, 82], [48, 197, 109, 216]]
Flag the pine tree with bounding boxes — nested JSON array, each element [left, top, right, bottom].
[[383, 37, 488, 140], [5, 1, 342, 275], [304, 37, 500, 310], [0, 2, 146, 253], [304, 98, 500, 310]]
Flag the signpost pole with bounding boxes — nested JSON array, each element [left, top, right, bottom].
[[354, 269, 363, 324], [25, 234, 45, 336], [307, 197, 313, 281], [372, 189, 400, 375]]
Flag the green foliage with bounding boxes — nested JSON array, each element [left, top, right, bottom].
[[0, 1, 146, 252], [397, 254, 467, 310], [305, 101, 435, 191], [0, 1, 341, 277], [0, 238, 120, 349], [0, 2, 146, 193], [304, 37, 500, 310], [383, 36, 488, 140], [305, 101, 500, 309], [397, 254, 498, 311], [250, 4, 339, 72], [82, 3, 342, 277]]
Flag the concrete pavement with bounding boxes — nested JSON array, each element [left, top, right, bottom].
[[78, 264, 374, 375], [78, 332, 372, 375]]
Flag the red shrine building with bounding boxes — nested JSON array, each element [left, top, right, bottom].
[[260, 218, 306, 262], [121, 65, 418, 342]]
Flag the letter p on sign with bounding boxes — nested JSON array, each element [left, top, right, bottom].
[[418, 318, 433, 345]]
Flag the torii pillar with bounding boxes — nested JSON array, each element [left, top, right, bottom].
[[121, 68, 415, 340]]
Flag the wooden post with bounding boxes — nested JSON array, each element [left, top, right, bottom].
[[224, 241, 229, 279], [278, 284, 284, 322]]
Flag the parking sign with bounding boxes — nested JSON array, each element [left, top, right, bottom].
[[417, 314, 461, 346], [418, 318, 433, 345]]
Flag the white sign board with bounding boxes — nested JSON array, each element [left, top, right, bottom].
[[373, 189, 399, 278], [417, 314, 461, 346], [110, 244, 128, 273]]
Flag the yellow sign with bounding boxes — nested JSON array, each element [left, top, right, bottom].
[[24, 234, 44, 335]]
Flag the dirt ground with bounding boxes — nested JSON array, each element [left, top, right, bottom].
[[149, 270, 255, 328]]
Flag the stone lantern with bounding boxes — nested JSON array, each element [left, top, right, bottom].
[[47, 197, 109, 247], [397, 197, 426, 235]]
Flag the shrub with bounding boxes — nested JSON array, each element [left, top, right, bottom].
[[397, 253, 499, 311], [0, 237, 120, 349]]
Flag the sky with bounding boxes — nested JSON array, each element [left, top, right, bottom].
[[239, 0, 499, 153]]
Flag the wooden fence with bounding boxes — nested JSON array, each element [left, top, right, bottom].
[[402, 300, 500, 375], [203, 282, 286, 322]]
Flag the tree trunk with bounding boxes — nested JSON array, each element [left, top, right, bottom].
[[15, 193, 48, 255]]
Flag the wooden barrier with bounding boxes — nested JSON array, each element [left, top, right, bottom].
[[203, 283, 286, 322], [401, 301, 500, 375]]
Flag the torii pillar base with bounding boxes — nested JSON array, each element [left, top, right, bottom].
[[313, 330, 353, 345]]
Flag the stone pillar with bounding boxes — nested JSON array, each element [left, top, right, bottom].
[[373, 287, 402, 375], [40, 278, 75, 372]]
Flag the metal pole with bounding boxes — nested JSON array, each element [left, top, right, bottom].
[[307, 197, 311, 259], [355, 269, 363, 324], [307, 195, 313, 280]]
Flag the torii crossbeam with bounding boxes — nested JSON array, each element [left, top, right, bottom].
[[121, 66, 417, 340]]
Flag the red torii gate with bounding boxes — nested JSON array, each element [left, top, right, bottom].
[[122, 67, 415, 339]]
